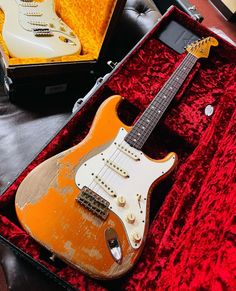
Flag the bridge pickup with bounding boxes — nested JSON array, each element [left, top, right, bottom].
[[94, 175, 116, 197], [76, 186, 110, 220], [33, 28, 53, 37]]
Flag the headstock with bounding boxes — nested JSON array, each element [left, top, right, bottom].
[[186, 37, 218, 59]]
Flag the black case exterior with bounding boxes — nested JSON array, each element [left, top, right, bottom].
[[156, 0, 203, 21], [209, 0, 236, 21], [0, 234, 76, 291], [0, 0, 126, 104]]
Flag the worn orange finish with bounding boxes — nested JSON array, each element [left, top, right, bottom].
[[15, 95, 177, 279]]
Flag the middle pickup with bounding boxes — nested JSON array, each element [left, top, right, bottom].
[[105, 159, 129, 178]]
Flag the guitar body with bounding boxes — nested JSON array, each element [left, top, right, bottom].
[[0, 0, 81, 58], [15, 95, 177, 279]]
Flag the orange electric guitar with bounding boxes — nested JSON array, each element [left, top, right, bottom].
[[15, 37, 218, 279]]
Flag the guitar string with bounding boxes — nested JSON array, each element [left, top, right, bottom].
[[88, 53, 196, 198], [94, 54, 195, 193], [89, 55, 196, 187], [89, 53, 197, 197], [87, 53, 197, 202]]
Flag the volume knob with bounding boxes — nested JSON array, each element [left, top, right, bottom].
[[127, 213, 135, 224], [132, 232, 142, 243], [117, 196, 126, 207]]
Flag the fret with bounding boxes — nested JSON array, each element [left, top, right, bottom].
[[125, 53, 198, 149]]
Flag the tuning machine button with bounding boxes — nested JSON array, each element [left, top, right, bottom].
[[117, 196, 126, 207], [127, 213, 135, 224]]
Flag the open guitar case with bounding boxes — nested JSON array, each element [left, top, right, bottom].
[[0, 5, 235, 291], [0, 0, 126, 104]]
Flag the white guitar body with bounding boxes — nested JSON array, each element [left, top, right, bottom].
[[75, 127, 177, 250], [0, 0, 81, 58]]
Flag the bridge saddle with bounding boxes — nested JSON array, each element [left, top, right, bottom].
[[76, 186, 110, 220]]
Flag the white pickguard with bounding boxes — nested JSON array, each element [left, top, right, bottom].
[[75, 128, 176, 249], [0, 0, 81, 58]]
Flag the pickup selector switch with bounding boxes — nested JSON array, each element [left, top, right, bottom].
[[117, 196, 126, 207], [127, 213, 135, 224]]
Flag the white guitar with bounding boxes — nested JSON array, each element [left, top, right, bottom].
[[0, 0, 81, 58]]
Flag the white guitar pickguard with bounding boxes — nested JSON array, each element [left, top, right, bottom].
[[0, 0, 81, 58], [75, 128, 176, 249]]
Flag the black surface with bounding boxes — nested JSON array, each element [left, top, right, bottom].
[[209, 0, 236, 21], [0, 235, 75, 291], [0, 83, 71, 195]]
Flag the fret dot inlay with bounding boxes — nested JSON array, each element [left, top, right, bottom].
[[124, 53, 198, 150]]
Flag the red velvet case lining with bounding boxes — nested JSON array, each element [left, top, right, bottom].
[[0, 7, 236, 291]]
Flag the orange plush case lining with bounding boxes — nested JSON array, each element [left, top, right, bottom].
[[0, 0, 117, 66]]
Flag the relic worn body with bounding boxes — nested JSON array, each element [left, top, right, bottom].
[[15, 95, 177, 278]]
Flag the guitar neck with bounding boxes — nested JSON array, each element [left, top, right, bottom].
[[125, 53, 198, 149]]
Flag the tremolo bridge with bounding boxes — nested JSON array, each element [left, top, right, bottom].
[[76, 186, 110, 220]]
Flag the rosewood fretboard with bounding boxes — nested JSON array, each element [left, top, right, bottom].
[[125, 53, 198, 150]]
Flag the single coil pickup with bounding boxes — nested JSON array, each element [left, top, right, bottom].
[[105, 159, 129, 178], [33, 28, 53, 37], [94, 176, 116, 197], [20, 2, 38, 7], [29, 21, 47, 26], [24, 12, 43, 16], [77, 186, 110, 220], [117, 144, 140, 161]]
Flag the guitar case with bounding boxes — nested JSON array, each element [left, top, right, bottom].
[[0, 0, 126, 104], [0, 6, 235, 291]]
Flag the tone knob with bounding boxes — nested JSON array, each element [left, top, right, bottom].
[[117, 196, 126, 207], [127, 213, 135, 224], [132, 232, 141, 243]]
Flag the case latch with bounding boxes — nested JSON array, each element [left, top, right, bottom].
[[107, 60, 118, 70], [3, 76, 13, 94], [72, 73, 111, 113]]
